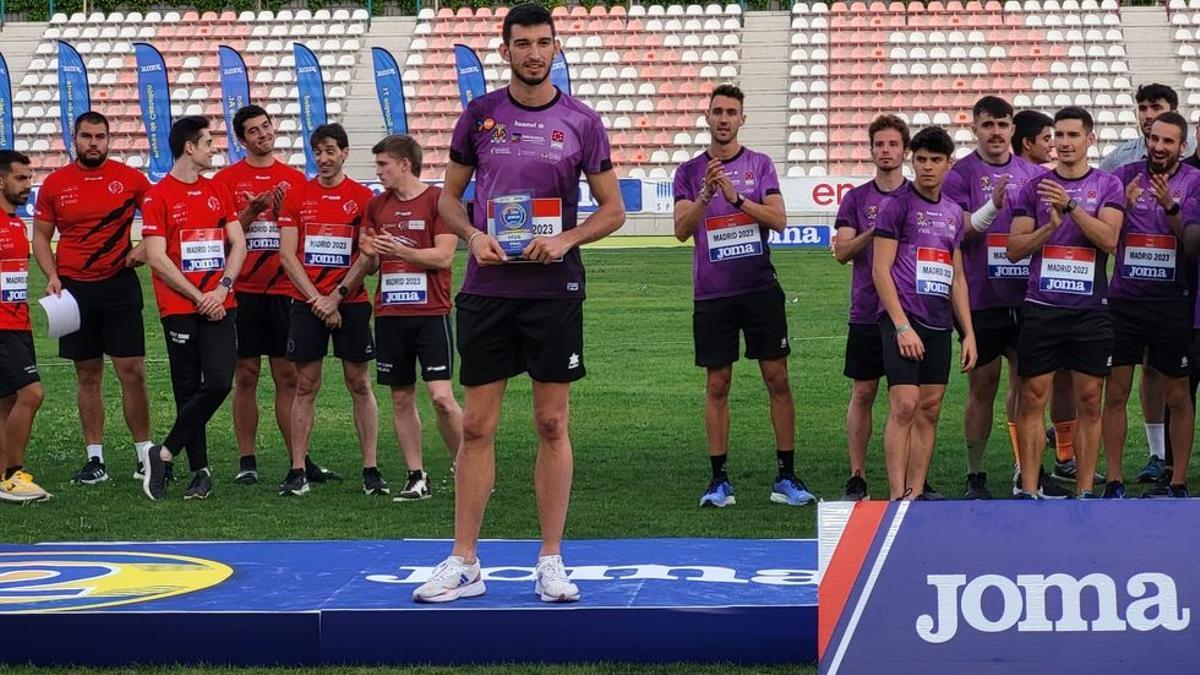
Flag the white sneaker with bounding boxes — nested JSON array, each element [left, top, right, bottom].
[[534, 555, 580, 603], [411, 555, 485, 603]]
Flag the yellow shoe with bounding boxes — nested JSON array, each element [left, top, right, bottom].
[[0, 471, 51, 503]]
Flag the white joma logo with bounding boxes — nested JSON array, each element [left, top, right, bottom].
[[366, 564, 816, 586], [915, 572, 1191, 644]]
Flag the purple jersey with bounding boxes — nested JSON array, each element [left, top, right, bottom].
[[943, 152, 1044, 310], [1110, 162, 1200, 301], [834, 179, 907, 324], [449, 88, 613, 299], [874, 185, 966, 330], [1012, 169, 1124, 309], [674, 148, 783, 300]]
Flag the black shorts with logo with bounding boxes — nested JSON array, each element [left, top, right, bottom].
[[957, 306, 1022, 368], [1110, 297, 1193, 377], [235, 292, 292, 359], [1017, 302, 1113, 378], [59, 268, 145, 360], [286, 301, 375, 364], [693, 284, 791, 368], [376, 315, 454, 387], [456, 293, 584, 386], [0, 330, 39, 397], [844, 322, 885, 381], [880, 316, 952, 387]]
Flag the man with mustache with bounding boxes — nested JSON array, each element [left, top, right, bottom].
[[31, 111, 155, 486], [0, 151, 49, 503], [412, 2, 625, 604], [1102, 112, 1200, 498]]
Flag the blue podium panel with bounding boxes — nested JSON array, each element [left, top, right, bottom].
[[0, 538, 817, 666]]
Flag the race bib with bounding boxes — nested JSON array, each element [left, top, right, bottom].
[[486, 196, 563, 262], [304, 224, 353, 268], [246, 220, 281, 252], [1, 259, 27, 303], [380, 261, 428, 305], [986, 233, 1029, 280], [1039, 244, 1095, 295], [705, 212, 762, 263], [1121, 233, 1176, 282], [179, 228, 226, 273], [915, 247, 953, 298]]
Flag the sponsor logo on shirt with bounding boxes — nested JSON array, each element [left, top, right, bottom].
[[476, 117, 496, 132], [108, 180, 124, 195], [551, 129, 565, 143], [490, 124, 508, 144], [866, 205, 878, 221], [207, 196, 221, 212]]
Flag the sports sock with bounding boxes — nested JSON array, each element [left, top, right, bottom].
[[776, 449, 795, 478], [1054, 421, 1076, 463], [134, 440, 153, 460], [1146, 423, 1165, 460], [710, 453, 728, 480], [966, 438, 988, 474], [86, 444, 103, 463], [240, 454, 257, 471], [1007, 422, 1020, 465]]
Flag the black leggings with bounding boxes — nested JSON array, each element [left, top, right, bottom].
[[161, 311, 236, 472]]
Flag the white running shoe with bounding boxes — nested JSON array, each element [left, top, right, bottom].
[[411, 555, 485, 603], [534, 555, 580, 603]]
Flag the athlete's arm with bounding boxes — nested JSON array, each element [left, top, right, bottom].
[[833, 225, 873, 264], [143, 235, 203, 305], [673, 196, 708, 242], [336, 251, 376, 296], [278, 226, 322, 303], [951, 248, 977, 372], [438, 160, 505, 265], [379, 233, 457, 270], [31, 219, 60, 295], [1183, 220, 1200, 256], [1069, 205, 1122, 254], [872, 235, 924, 361], [222, 217, 248, 286], [525, 169, 626, 264], [1006, 214, 1054, 261], [739, 192, 787, 233]]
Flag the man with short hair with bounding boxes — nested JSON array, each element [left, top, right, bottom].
[[140, 117, 247, 500], [277, 123, 381, 498], [872, 126, 977, 501], [0, 151, 49, 503], [214, 104, 335, 485], [673, 84, 812, 509], [1009, 106, 1124, 499], [1102, 112, 1199, 499], [832, 114, 909, 502], [1012, 110, 1054, 166], [412, 3, 625, 604], [361, 134, 463, 502], [1100, 83, 1190, 173], [32, 111, 155, 485]]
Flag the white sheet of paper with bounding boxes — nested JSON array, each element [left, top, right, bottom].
[[38, 289, 81, 338]]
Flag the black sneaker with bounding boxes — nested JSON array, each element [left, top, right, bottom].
[[1142, 471, 1172, 498], [921, 482, 946, 501], [141, 445, 170, 501], [233, 469, 259, 485], [963, 473, 991, 500], [184, 470, 213, 500], [394, 470, 431, 502], [1135, 456, 1167, 484], [363, 467, 390, 496], [1045, 425, 1057, 448], [1102, 480, 1126, 499], [841, 474, 868, 501], [278, 469, 309, 496], [1014, 491, 1038, 500], [305, 457, 342, 483], [1052, 458, 1106, 485], [72, 458, 109, 485], [1037, 468, 1073, 499], [1167, 484, 1191, 498]]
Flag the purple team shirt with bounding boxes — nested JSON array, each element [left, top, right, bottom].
[[943, 152, 1044, 310], [834, 179, 907, 324], [450, 87, 613, 299], [873, 185, 966, 330], [1012, 168, 1125, 310], [674, 148, 783, 300], [1110, 162, 1200, 301]]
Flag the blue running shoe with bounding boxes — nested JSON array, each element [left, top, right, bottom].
[[1135, 457, 1166, 484], [700, 477, 735, 508], [1102, 480, 1125, 499], [770, 475, 816, 506], [1168, 484, 1191, 498]]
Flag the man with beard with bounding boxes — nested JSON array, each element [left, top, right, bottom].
[[673, 84, 812, 509], [0, 151, 49, 503], [213, 105, 337, 486], [832, 114, 909, 502], [1101, 112, 1200, 498], [32, 111, 155, 486], [140, 117, 247, 500], [411, 3, 625, 604]]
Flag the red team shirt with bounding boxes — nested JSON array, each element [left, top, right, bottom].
[[140, 175, 240, 318], [0, 213, 30, 331], [363, 186, 453, 317], [212, 159, 306, 295], [278, 177, 373, 304], [34, 160, 151, 282]]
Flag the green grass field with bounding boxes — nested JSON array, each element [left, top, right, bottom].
[[8, 244, 1176, 543]]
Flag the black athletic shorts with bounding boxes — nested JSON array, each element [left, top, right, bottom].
[[0, 330, 39, 397], [880, 315, 952, 387], [1110, 297, 1192, 377], [844, 322, 885, 381], [59, 268, 145, 360], [693, 284, 791, 368], [1017, 302, 1113, 378], [456, 293, 584, 386], [376, 315, 454, 387], [235, 292, 292, 359], [286, 301, 375, 363], [958, 306, 1021, 368]]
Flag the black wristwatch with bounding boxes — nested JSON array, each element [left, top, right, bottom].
[[218, 276, 234, 291], [733, 194, 746, 210], [1060, 199, 1077, 215], [1166, 202, 1182, 216], [336, 284, 350, 298]]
